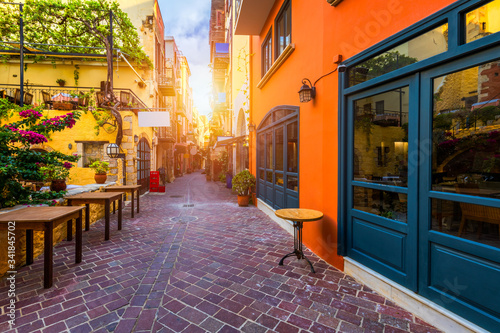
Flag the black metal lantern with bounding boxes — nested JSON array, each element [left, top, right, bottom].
[[106, 143, 121, 158], [298, 79, 315, 103]]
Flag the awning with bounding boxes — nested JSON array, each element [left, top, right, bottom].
[[214, 135, 248, 149], [174, 143, 187, 153]]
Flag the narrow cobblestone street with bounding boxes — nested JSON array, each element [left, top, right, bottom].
[[0, 172, 442, 333]]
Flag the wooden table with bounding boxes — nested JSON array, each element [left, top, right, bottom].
[[0, 206, 84, 288], [275, 208, 323, 273], [104, 185, 142, 218], [66, 192, 124, 241]]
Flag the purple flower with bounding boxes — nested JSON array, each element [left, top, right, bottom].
[[19, 109, 43, 118], [63, 162, 72, 169]]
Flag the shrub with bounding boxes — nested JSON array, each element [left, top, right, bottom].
[[232, 170, 256, 196]]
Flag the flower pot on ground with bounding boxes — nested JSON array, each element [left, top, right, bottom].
[[89, 160, 110, 184], [232, 170, 256, 207], [237, 195, 250, 207]]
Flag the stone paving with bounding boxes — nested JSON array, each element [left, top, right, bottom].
[[0, 172, 442, 333]]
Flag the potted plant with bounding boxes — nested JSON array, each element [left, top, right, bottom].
[[89, 160, 109, 184], [56, 78, 66, 87], [39, 163, 72, 191], [232, 170, 256, 207]]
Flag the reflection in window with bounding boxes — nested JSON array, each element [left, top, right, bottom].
[[465, 0, 500, 43], [262, 29, 272, 76], [349, 24, 448, 86], [260, 169, 265, 180], [275, 0, 291, 59], [353, 87, 409, 187], [287, 176, 298, 191], [353, 186, 407, 222], [432, 60, 500, 199], [287, 122, 298, 173], [432, 199, 500, 248], [276, 128, 284, 171], [267, 171, 273, 183], [258, 134, 265, 168], [276, 173, 284, 187], [266, 132, 273, 170]]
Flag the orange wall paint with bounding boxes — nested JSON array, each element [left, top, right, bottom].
[[250, 0, 457, 270]]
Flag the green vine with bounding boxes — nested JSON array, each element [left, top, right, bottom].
[[73, 64, 80, 86], [0, 0, 153, 68]]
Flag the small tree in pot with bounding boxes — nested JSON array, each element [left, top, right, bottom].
[[89, 160, 109, 184], [232, 170, 256, 207]]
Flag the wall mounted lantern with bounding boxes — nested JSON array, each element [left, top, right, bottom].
[[248, 123, 256, 132], [106, 143, 125, 159], [298, 62, 347, 103], [134, 134, 139, 143], [298, 79, 316, 103], [68, 143, 72, 150]]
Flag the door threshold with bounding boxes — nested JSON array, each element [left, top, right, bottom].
[[344, 257, 489, 333]]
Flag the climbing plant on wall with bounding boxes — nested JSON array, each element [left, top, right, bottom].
[[0, 0, 153, 145]]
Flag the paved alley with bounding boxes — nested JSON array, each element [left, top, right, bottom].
[[0, 172, 442, 333]]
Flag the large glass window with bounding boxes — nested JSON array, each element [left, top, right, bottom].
[[432, 199, 499, 248], [275, 0, 291, 59], [354, 187, 407, 223], [275, 127, 284, 171], [262, 29, 272, 76], [287, 122, 298, 173], [432, 60, 500, 199], [465, 0, 500, 43], [353, 87, 410, 187], [349, 24, 448, 86]]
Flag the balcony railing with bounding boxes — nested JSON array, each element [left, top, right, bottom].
[[0, 84, 148, 112], [158, 73, 176, 96]]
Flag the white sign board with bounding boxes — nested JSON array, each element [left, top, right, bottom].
[[138, 112, 171, 127]]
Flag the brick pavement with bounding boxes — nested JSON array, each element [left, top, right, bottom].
[[0, 172, 442, 332]]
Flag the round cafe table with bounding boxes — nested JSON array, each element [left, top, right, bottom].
[[275, 208, 323, 273]]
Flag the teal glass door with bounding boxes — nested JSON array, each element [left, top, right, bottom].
[[346, 76, 419, 290], [418, 53, 500, 330]]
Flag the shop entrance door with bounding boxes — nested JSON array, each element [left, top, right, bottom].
[[345, 76, 419, 290]]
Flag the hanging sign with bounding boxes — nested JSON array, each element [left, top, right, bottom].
[[138, 112, 170, 127], [190, 147, 197, 155]]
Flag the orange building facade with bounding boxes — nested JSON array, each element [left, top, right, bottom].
[[236, 0, 500, 331]]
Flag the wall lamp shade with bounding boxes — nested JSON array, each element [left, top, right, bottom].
[[106, 143, 121, 158], [298, 79, 316, 103], [298, 64, 345, 103]]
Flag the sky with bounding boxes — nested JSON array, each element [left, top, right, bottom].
[[158, 0, 212, 116]]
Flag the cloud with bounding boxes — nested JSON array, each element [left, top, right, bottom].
[[159, 0, 212, 116]]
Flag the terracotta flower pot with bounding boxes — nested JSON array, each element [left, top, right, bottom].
[[237, 195, 250, 207], [94, 173, 107, 184], [50, 179, 67, 192]]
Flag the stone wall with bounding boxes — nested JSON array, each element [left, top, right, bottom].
[[0, 184, 114, 277]]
